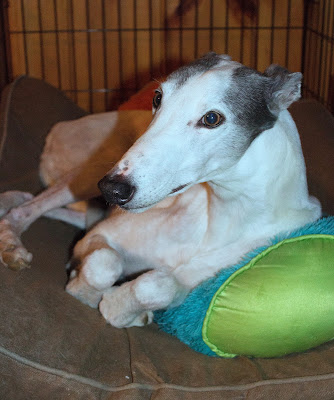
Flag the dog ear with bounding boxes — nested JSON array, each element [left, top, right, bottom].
[[264, 64, 302, 114]]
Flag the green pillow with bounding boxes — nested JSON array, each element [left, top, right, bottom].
[[203, 234, 334, 358], [155, 217, 334, 358]]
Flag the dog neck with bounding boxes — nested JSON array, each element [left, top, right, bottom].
[[205, 110, 321, 241]]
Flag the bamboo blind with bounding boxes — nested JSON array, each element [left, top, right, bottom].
[[6, 0, 305, 112]]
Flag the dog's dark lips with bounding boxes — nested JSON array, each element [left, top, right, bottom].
[[120, 184, 190, 212], [169, 184, 188, 195], [120, 203, 155, 212]]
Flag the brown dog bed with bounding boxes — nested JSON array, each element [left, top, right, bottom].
[[0, 76, 334, 399]]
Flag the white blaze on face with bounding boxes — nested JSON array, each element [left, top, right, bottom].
[[109, 60, 249, 211]]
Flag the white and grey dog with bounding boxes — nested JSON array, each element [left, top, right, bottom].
[[0, 53, 321, 328]]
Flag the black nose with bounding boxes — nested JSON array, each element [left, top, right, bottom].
[[98, 175, 135, 205]]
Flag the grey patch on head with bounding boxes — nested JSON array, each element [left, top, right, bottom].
[[225, 66, 277, 142], [168, 52, 231, 87]]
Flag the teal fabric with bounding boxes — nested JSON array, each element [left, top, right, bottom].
[[154, 216, 334, 357]]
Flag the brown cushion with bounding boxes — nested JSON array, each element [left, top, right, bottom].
[[0, 77, 334, 399]]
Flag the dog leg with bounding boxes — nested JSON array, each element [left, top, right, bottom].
[[0, 175, 84, 270], [0, 191, 34, 218], [99, 270, 187, 328], [44, 208, 86, 229], [66, 234, 124, 308], [0, 190, 86, 229], [0, 111, 152, 271]]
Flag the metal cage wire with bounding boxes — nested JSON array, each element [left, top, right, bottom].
[[303, 0, 334, 111], [2, 0, 334, 113]]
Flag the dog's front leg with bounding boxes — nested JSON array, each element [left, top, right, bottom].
[[66, 233, 125, 308], [99, 269, 187, 328]]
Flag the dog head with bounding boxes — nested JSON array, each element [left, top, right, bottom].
[[99, 52, 302, 211]]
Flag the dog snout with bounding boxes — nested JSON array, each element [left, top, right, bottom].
[[98, 174, 135, 205]]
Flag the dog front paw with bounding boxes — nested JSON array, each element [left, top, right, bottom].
[[99, 291, 154, 328], [66, 275, 104, 308], [129, 311, 154, 327], [0, 219, 32, 270]]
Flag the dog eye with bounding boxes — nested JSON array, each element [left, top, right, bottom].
[[153, 91, 162, 109], [201, 111, 224, 128]]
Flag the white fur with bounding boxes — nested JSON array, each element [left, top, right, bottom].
[[66, 60, 321, 328], [0, 56, 321, 326]]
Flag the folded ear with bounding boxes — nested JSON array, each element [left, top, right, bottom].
[[264, 64, 302, 115]]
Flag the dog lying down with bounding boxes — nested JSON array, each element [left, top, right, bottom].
[[0, 53, 321, 328]]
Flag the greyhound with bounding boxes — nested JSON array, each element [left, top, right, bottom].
[[0, 53, 321, 328]]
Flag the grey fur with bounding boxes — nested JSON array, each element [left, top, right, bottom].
[[168, 52, 230, 87], [264, 64, 302, 114], [225, 65, 302, 142], [225, 66, 277, 141], [166, 55, 301, 147]]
